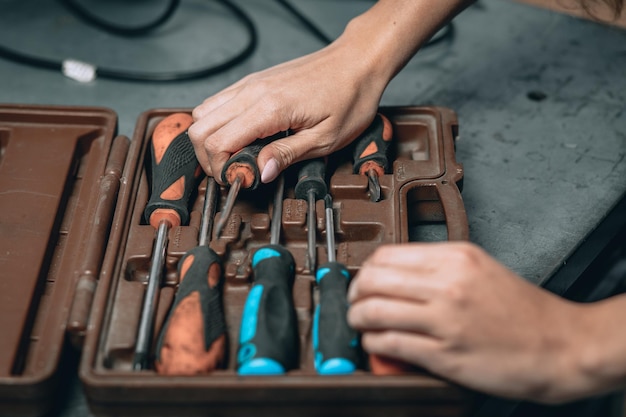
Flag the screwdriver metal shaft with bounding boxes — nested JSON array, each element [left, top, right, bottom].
[[307, 189, 317, 270], [295, 158, 327, 272], [324, 195, 336, 263], [214, 173, 241, 239], [199, 177, 219, 247], [270, 175, 285, 245], [133, 220, 169, 370]]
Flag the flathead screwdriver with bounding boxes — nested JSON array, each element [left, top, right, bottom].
[[313, 195, 361, 374], [133, 113, 200, 371], [155, 177, 227, 375], [352, 113, 393, 202], [294, 158, 327, 273], [237, 175, 299, 375]]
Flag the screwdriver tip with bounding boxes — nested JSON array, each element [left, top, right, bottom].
[[132, 355, 146, 371], [367, 170, 382, 202], [324, 194, 333, 209]]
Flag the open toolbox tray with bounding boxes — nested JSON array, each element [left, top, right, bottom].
[[0, 104, 471, 417]]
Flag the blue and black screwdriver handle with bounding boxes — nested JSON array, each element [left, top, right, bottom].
[[237, 175, 300, 375], [313, 195, 362, 375]]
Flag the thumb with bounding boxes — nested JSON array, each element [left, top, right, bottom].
[[257, 131, 324, 183]]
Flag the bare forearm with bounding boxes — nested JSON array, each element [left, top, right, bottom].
[[335, 0, 474, 90]]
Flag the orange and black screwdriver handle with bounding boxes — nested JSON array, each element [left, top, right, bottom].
[[351, 113, 393, 177], [220, 132, 283, 190], [134, 113, 200, 371], [144, 115, 201, 228], [154, 245, 227, 374]]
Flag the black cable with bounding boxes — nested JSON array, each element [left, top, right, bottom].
[[97, 0, 257, 82], [274, 0, 333, 45], [58, 0, 181, 37], [0, 0, 451, 82], [0, 0, 257, 82]]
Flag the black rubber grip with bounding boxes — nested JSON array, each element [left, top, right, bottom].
[[352, 114, 392, 175], [221, 132, 288, 190], [294, 158, 327, 201], [313, 261, 361, 374], [144, 131, 199, 226], [155, 245, 226, 360], [237, 244, 299, 375]]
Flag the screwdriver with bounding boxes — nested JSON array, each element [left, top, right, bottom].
[[133, 113, 200, 371], [215, 132, 286, 239], [154, 177, 227, 375], [312, 195, 361, 375], [294, 158, 327, 273], [352, 113, 393, 202], [237, 175, 299, 375]]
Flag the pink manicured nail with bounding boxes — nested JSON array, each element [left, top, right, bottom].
[[261, 158, 280, 183]]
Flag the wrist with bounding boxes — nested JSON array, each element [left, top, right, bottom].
[[538, 295, 626, 404], [337, 0, 473, 86], [572, 295, 626, 398]]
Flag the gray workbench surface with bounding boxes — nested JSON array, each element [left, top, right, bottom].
[[0, 0, 625, 416]]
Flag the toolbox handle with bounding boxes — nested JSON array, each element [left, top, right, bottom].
[[399, 179, 469, 243], [67, 135, 129, 348], [437, 180, 469, 241]]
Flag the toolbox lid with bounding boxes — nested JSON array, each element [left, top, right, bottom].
[[0, 104, 127, 416]]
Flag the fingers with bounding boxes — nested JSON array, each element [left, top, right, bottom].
[[188, 91, 241, 179], [256, 127, 333, 183], [191, 98, 338, 184], [360, 330, 440, 369], [189, 101, 292, 183], [348, 297, 438, 335], [347, 262, 442, 304], [365, 241, 480, 268], [349, 242, 492, 302], [192, 79, 247, 122], [348, 242, 483, 303]]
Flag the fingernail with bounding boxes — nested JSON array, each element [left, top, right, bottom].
[[261, 158, 280, 183]]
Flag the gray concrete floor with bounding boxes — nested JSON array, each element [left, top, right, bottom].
[[0, 0, 625, 416]]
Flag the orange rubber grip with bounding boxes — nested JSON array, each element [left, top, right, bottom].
[[369, 354, 419, 375], [145, 113, 199, 228], [352, 113, 393, 176], [155, 246, 227, 375]]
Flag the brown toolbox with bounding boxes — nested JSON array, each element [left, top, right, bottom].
[[0, 104, 471, 417]]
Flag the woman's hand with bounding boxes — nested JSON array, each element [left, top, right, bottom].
[[188, 37, 385, 184], [348, 242, 609, 404]]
